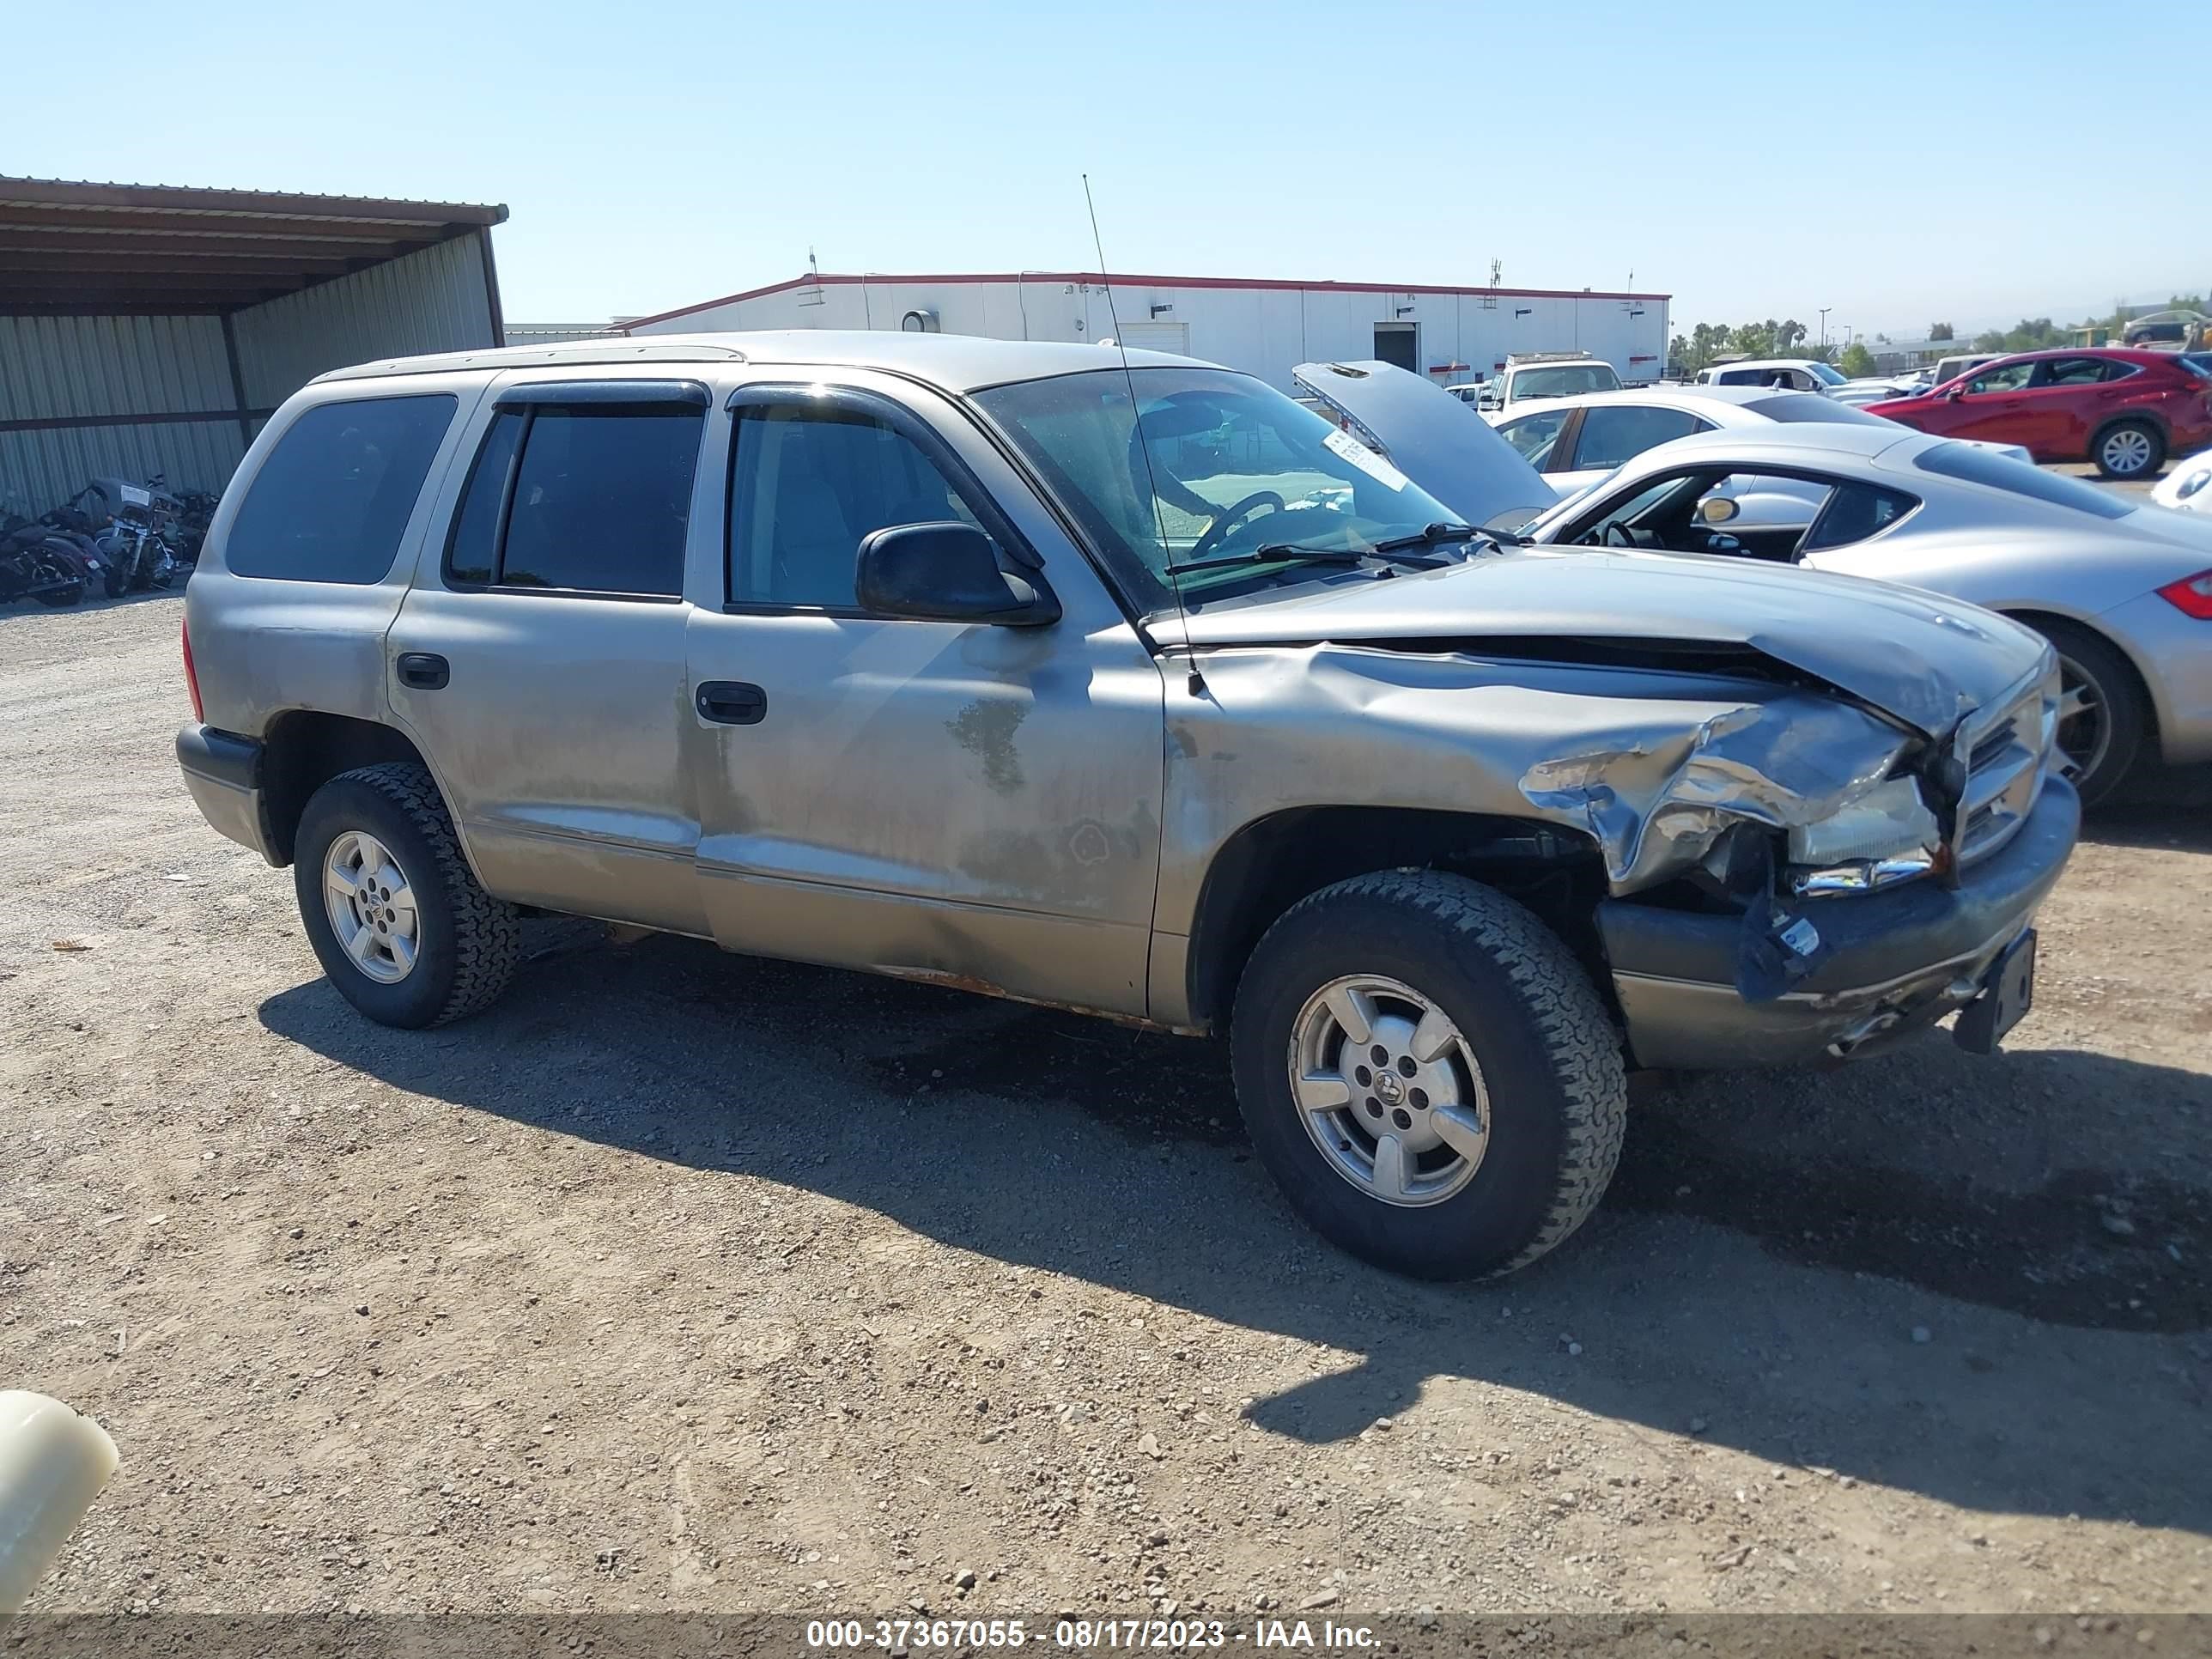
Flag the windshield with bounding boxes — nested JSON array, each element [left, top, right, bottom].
[[1806, 362, 1848, 386], [1514, 364, 1620, 399], [972, 368, 1464, 611]]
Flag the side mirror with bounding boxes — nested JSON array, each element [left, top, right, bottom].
[[1699, 495, 1741, 526], [1944, 385, 1966, 401], [854, 521, 1059, 627]]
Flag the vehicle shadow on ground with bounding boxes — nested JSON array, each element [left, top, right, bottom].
[[261, 916, 2211, 1534], [2093, 763, 2212, 847]]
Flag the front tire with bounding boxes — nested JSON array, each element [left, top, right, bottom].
[[293, 762, 520, 1028], [2093, 419, 2163, 480], [1230, 871, 1627, 1279]]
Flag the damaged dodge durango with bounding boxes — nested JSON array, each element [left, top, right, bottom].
[[178, 331, 2078, 1279]]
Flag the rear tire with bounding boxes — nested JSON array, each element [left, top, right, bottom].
[[1230, 870, 1627, 1279], [293, 762, 520, 1029], [2092, 419, 2163, 480], [2033, 621, 2146, 807]]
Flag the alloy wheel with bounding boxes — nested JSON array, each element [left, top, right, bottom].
[[322, 830, 420, 984], [2100, 428, 2153, 476], [1288, 975, 1491, 1207], [2054, 653, 2111, 787]]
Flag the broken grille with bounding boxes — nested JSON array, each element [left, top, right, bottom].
[[1957, 669, 2058, 866]]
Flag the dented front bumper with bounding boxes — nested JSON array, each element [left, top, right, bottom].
[[1598, 773, 2079, 1070]]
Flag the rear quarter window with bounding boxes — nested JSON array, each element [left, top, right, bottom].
[[225, 393, 457, 582], [1911, 441, 2134, 520], [1744, 392, 1893, 427]]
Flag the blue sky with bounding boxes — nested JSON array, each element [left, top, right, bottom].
[[13, 0, 2203, 337]]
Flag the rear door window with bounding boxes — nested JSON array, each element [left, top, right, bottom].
[[1571, 405, 1710, 470], [226, 394, 456, 582], [1496, 407, 1571, 467], [444, 391, 705, 597], [2039, 357, 2108, 387]]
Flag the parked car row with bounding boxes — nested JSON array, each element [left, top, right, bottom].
[[1865, 347, 2212, 480], [1662, 346, 2212, 480], [1486, 384, 2032, 514]]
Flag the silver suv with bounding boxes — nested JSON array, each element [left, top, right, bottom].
[[178, 331, 2078, 1279]]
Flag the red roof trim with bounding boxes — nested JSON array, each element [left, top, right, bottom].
[[621, 271, 1672, 332]]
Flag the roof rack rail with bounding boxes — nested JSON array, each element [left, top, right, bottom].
[[313, 340, 748, 383]]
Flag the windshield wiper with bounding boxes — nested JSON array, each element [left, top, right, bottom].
[[1370, 521, 1481, 555], [1169, 544, 1372, 575]]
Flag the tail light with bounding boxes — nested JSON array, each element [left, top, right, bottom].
[[2157, 569, 2212, 620], [181, 616, 204, 721]]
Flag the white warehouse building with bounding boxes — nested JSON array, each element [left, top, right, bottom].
[[621, 270, 1671, 391]]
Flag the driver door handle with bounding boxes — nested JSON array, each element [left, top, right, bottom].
[[696, 680, 768, 726]]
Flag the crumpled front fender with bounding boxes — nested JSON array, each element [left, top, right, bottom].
[[1518, 692, 1912, 894]]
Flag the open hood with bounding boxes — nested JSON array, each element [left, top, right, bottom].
[[1176, 545, 2049, 739], [1292, 359, 1557, 530]]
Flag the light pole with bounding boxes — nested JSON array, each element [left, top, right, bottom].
[[1818, 307, 1832, 350]]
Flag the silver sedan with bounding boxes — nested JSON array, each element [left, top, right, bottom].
[[1487, 384, 2032, 513], [1511, 424, 2212, 803]]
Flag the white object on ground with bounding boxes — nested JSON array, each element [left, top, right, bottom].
[[0, 1390, 119, 1614]]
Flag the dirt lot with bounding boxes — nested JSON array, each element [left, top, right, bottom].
[[5, 590, 2209, 1621]]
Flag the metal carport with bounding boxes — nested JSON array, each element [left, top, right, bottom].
[[0, 176, 508, 513]]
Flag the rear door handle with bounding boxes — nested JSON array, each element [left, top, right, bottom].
[[696, 680, 768, 725], [395, 652, 449, 690]]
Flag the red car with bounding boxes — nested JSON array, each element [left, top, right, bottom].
[[1867, 348, 2212, 481]]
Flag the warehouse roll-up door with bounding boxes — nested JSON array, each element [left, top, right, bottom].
[[1115, 321, 1188, 354]]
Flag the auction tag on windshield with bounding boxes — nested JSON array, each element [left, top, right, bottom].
[[1323, 427, 1410, 492], [120, 484, 152, 506]]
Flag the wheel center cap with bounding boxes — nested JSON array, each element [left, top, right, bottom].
[[1375, 1073, 1406, 1106]]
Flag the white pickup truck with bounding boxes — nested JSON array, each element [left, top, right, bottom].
[[1455, 353, 1622, 413]]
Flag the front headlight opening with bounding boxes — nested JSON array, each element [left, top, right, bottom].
[[1787, 776, 1942, 896]]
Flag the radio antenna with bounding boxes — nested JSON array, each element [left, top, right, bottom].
[[1082, 173, 1189, 647]]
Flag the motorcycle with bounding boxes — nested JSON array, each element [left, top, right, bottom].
[[165, 489, 218, 568], [84, 478, 176, 594], [46, 487, 131, 598], [0, 517, 88, 608]]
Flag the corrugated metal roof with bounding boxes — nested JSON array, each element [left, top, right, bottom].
[[0, 174, 507, 314]]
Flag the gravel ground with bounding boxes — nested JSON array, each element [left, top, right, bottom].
[[5, 590, 2209, 1621]]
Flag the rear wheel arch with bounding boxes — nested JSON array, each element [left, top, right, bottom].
[[258, 711, 442, 867], [1998, 610, 2158, 800], [2087, 413, 2166, 476], [1182, 805, 1608, 1033], [1997, 609, 2159, 736]]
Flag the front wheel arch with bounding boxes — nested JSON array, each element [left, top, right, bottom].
[[1181, 805, 1607, 1033]]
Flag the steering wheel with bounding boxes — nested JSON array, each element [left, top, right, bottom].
[[1185, 491, 1285, 565]]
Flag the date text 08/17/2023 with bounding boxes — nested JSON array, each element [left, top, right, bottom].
[[803, 1615, 1382, 1650]]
